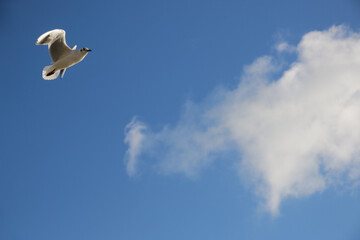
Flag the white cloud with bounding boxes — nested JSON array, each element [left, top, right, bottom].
[[124, 25, 360, 215], [124, 118, 147, 177], [276, 42, 297, 53]]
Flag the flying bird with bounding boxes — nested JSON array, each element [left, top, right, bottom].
[[36, 29, 92, 80]]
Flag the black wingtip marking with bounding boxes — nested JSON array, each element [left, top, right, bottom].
[[46, 69, 55, 76]]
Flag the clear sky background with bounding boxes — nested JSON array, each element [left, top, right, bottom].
[[1, 0, 360, 239]]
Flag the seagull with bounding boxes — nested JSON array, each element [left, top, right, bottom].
[[36, 29, 92, 80]]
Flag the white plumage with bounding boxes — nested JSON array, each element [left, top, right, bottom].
[[36, 29, 91, 80]]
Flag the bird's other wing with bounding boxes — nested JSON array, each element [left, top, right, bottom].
[[36, 29, 67, 46], [36, 29, 71, 62], [49, 37, 71, 62]]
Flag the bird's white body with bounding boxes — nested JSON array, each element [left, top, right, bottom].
[[51, 50, 87, 72], [36, 29, 91, 80]]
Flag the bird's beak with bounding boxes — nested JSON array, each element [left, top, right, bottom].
[[87, 49, 92, 52]]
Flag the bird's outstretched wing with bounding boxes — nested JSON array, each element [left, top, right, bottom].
[[36, 29, 71, 62]]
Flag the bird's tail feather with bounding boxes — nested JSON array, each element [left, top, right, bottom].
[[42, 65, 59, 80]]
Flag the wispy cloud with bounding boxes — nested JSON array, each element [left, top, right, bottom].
[[124, 118, 147, 177], [124, 25, 360, 215], [276, 42, 296, 53]]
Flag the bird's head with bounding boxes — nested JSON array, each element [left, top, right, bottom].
[[80, 47, 92, 54]]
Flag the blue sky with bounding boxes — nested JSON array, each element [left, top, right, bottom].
[[1, 0, 360, 239]]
